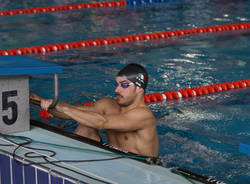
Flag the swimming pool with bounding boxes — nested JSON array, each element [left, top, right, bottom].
[[1, 0, 250, 183]]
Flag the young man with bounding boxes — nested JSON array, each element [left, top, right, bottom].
[[30, 63, 159, 157]]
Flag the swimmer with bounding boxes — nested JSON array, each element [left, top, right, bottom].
[[30, 63, 159, 157]]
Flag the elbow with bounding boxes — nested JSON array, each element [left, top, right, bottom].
[[96, 120, 105, 130], [95, 115, 107, 130]]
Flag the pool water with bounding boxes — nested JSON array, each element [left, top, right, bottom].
[[1, 0, 250, 183]]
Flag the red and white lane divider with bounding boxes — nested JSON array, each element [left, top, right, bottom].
[[144, 79, 250, 103], [39, 79, 250, 119], [0, 0, 127, 17], [1, 22, 250, 56]]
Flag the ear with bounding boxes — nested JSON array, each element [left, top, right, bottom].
[[135, 86, 144, 94]]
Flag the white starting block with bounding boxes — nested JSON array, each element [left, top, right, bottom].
[[0, 56, 62, 134]]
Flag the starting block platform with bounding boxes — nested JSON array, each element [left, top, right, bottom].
[[0, 55, 62, 134]]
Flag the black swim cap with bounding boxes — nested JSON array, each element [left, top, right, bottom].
[[117, 63, 148, 90]]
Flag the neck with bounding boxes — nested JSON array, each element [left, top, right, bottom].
[[120, 92, 145, 112]]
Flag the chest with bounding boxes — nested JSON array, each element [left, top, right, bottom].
[[106, 131, 137, 145]]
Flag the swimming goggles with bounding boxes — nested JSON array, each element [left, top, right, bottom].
[[114, 82, 133, 88]]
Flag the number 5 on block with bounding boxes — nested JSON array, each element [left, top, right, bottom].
[[0, 76, 30, 134]]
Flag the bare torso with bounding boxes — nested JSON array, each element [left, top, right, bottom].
[[100, 98, 159, 157]]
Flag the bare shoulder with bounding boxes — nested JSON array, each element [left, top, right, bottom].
[[75, 97, 119, 114], [95, 97, 118, 107], [94, 97, 120, 114], [126, 106, 156, 126], [130, 106, 153, 115]]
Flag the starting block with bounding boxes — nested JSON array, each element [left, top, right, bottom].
[[0, 56, 62, 134]]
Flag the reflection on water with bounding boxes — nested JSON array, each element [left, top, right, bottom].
[[153, 88, 250, 183]]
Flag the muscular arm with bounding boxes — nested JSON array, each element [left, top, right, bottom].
[[62, 104, 155, 132], [103, 107, 155, 131], [30, 93, 154, 132], [60, 104, 106, 128]]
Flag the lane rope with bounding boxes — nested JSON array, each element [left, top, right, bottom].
[[0, 0, 127, 17], [1, 22, 250, 56], [38, 79, 250, 119], [0, 0, 198, 17]]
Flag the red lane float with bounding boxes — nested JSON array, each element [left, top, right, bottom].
[[0, 0, 127, 17], [39, 79, 250, 119], [1, 22, 250, 56]]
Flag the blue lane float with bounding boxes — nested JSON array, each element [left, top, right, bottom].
[[125, 0, 203, 6], [239, 142, 250, 155]]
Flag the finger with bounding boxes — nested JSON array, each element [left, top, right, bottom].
[[30, 93, 44, 103], [45, 100, 53, 111], [41, 99, 52, 111], [40, 100, 46, 110]]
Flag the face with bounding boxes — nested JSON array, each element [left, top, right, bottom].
[[115, 76, 137, 106]]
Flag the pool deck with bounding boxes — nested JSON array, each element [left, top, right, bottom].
[[0, 122, 204, 184]]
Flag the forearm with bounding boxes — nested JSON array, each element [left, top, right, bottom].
[[48, 107, 72, 119], [61, 105, 106, 129], [30, 93, 105, 125]]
